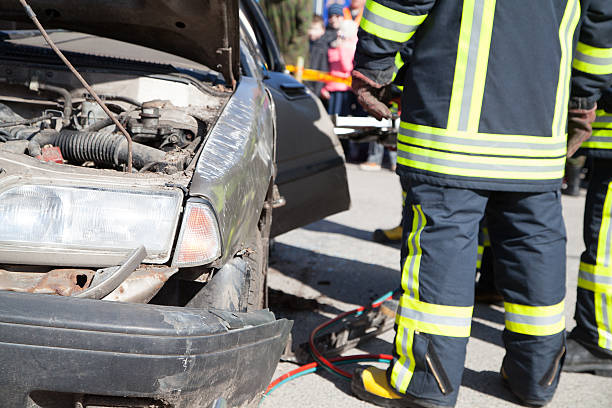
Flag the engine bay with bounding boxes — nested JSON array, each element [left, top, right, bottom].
[[0, 57, 229, 175]]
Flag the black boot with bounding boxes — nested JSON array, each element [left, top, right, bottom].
[[563, 338, 612, 377]]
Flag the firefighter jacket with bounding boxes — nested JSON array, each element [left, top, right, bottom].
[[582, 88, 612, 159], [354, 0, 612, 192]]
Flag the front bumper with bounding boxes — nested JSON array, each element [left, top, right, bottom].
[[0, 291, 292, 407]]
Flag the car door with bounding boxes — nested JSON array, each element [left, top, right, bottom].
[[239, 0, 351, 238]]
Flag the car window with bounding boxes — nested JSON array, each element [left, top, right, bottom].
[[239, 0, 284, 72], [239, 9, 269, 74], [239, 26, 264, 80]]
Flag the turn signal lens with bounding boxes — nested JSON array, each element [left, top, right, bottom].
[[172, 200, 221, 267]]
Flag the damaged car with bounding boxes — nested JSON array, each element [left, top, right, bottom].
[[0, 0, 349, 407]]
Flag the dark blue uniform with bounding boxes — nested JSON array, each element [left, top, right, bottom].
[[354, 0, 612, 405]]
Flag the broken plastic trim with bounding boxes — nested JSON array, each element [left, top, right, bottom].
[[74, 246, 147, 299]]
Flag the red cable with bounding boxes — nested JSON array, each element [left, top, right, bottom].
[[308, 293, 394, 379], [265, 353, 393, 394], [266, 291, 396, 394]]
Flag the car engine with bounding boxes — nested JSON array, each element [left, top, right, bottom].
[[0, 65, 227, 174]]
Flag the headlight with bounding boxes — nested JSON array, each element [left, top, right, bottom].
[[0, 184, 182, 266], [172, 199, 221, 267]]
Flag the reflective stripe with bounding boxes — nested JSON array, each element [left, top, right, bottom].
[[476, 245, 484, 270], [398, 147, 564, 171], [399, 123, 567, 156], [573, 42, 612, 75], [362, 7, 420, 35], [448, 0, 496, 132], [360, 0, 426, 43], [505, 312, 565, 326], [595, 293, 612, 351], [397, 122, 566, 180], [401, 205, 425, 299], [582, 129, 612, 150], [396, 295, 473, 337], [390, 326, 415, 393], [578, 265, 612, 293], [394, 52, 404, 70], [504, 301, 565, 336], [482, 227, 490, 247], [552, 0, 580, 139], [596, 182, 612, 268], [397, 146, 565, 180], [594, 110, 612, 125], [398, 305, 473, 327]]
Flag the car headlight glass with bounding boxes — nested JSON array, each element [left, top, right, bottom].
[[0, 184, 182, 263], [172, 199, 221, 267]]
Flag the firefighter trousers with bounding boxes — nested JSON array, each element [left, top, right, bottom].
[[572, 158, 612, 355], [389, 177, 567, 406]]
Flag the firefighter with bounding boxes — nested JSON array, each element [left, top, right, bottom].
[[349, 1, 612, 407], [564, 88, 612, 376]]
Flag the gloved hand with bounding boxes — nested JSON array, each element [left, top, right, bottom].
[[566, 103, 597, 158], [351, 70, 396, 120]]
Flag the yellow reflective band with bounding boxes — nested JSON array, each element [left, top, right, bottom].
[[360, 18, 417, 43], [552, 0, 581, 138], [364, 0, 428, 26], [583, 129, 612, 149], [578, 262, 612, 293], [398, 144, 565, 167], [576, 42, 612, 59], [391, 52, 404, 82], [447, 0, 475, 130], [595, 293, 612, 350], [467, 0, 496, 132], [476, 245, 484, 270], [573, 60, 612, 75], [593, 110, 612, 129], [396, 156, 563, 180], [401, 205, 425, 300], [395, 52, 404, 70], [398, 124, 567, 158], [397, 145, 565, 180], [397, 122, 566, 180], [504, 300, 565, 336], [582, 139, 612, 151], [360, 1, 426, 43], [397, 295, 473, 337], [482, 227, 490, 247], [448, 0, 497, 131], [504, 301, 564, 317], [572, 42, 612, 75], [400, 122, 566, 145], [596, 182, 612, 268], [390, 327, 416, 393]]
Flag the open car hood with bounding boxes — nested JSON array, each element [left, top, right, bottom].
[[0, 0, 239, 85]]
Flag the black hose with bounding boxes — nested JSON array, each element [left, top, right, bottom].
[[37, 83, 71, 124], [96, 95, 142, 108], [0, 113, 52, 128], [28, 129, 168, 170]]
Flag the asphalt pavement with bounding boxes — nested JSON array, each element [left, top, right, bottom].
[[263, 163, 612, 407]]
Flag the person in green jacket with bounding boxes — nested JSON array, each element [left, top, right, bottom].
[[260, 0, 312, 66]]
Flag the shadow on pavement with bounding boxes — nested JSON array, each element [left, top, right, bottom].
[[302, 219, 402, 248], [270, 242, 400, 306], [462, 368, 521, 405], [473, 303, 505, 325]]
